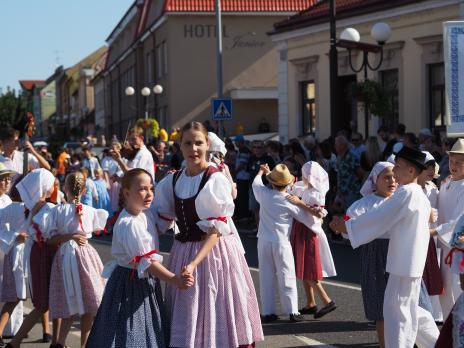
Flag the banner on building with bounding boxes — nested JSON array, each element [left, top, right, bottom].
[[445, 21, 464, 136]]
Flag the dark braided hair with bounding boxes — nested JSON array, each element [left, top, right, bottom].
[[118, 168, 153, 210]]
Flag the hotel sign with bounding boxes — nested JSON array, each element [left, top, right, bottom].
[[445, 21, 464, 136]]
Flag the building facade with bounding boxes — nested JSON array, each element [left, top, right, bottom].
[[99, 0, 316, 140], [271, 0, 464, 143]]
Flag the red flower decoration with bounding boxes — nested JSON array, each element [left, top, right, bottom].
[[343, 215, 351, 222]]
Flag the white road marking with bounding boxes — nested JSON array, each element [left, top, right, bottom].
[[294, 335, 337, 347]]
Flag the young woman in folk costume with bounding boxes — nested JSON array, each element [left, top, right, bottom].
[[44, 171, 108, 348], [6, 169, 59, 348], [0, 165, 23, 343], [88, 168, 193, 348], [154, 122, 263, 348], [287, 161, 337, 319], [344, 162, 397, 348]]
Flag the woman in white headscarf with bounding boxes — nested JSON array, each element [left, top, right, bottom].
[[287, 161, 337, 319], [344, 161, 397, 348], [208, 132, 237, 199], [7, 169, 59, 348]]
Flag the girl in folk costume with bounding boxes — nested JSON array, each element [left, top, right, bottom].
[[435, 214, 464, 347], [154, 122, 263, 348], [79, 167, 98, 208], [6, 169, 59, 348], [418, 152, 444, 322], [0, 165, 23, 342], [93, 168, 113, 216], [345, 162, 397, 348], [88, 169, 193, 348], [287, 161, 337, 319], [101, 142, 122, 214], [45, 171, 108, 348]]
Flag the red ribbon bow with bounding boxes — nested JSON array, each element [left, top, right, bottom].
[[75, 204, 85, 233], [130, 249, 158, 280], [444, 247, 464, 270], [31, 221, 44, 246], [343, 215, 351, 222], [207, 217, 228, 223]]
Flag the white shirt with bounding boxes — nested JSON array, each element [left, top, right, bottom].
[[0, 194, 12, 209], [101, 156, 121, 177], [111, 209, 163, 279], [346, 194, 390, 239], [436, 177, 464, 247], [0, 150, 39, 181], [252, 175, 314, 243], [126, 145, 155, 181], [423, 181, 439, 209], [346, 183, 431, 277]]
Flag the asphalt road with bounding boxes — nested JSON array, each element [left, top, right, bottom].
[[9, 230, 379, 348]]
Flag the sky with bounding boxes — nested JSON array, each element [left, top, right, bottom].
[[0, 0, 133, 93]]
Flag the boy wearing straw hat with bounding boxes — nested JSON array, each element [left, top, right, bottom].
[[252, 163, 316, 323], [431, 138, 464, 318], [330, 146, 439, 348]]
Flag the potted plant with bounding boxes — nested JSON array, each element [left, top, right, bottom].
[[349, 79, 393, 119]]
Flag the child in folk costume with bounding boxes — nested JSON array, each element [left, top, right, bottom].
[[345, 162, 397, 348], [154, 122, 263, 347], [79, 167, 98, 208], [418, 152, 444, 322], [330, 147, 439, 348], [287, 161, 337, 319], [88, 168, 193, 348], [45, 171, 108, 348], [6, 169, 58, 348], [435, 214, 464, 347], [93, 168, 113, 216], [431, 139, 464, 318], [253, 163, 317, 323], [0, 165, 23, 341]]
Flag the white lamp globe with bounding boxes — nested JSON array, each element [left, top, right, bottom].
[[125, 86, 135, 96], [371, 22, 391, 45], [340, 28, 360, 42], [153, 84, 163, 94], [141, 87, 151, 97]]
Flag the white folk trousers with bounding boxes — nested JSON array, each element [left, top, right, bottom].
[[257, 239, 298, 315], [383, 275, 439, 348]]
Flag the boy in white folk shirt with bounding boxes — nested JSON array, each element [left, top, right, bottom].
[[330, 146, 439, 348], [253, 164, 320, 323], [430, 138, 464, 318]]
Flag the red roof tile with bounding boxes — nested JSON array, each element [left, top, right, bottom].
[[19, 80, 46, 90], [164, 0, 316, 12], [272, 0, 425, 34]]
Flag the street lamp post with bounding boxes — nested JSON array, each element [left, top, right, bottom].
[[125, 85, 163, 139], [215, 0, 224, 138], [337, 23, 391, 137], [329, 1, 392, 138]]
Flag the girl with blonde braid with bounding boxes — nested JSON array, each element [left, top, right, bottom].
[[45, 172, 108, 348]]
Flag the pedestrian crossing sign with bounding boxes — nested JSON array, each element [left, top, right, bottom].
[[212, 98, 233, 121]]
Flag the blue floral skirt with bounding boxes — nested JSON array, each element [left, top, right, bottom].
[[87, 266, 169, 348]]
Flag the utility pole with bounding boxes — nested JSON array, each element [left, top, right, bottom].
[[329, 0, 338, 136], [215, 0, 224, 138]]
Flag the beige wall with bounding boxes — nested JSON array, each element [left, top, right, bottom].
[[275, 1, 460, 141]]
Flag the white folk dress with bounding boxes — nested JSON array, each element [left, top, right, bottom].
[[0, 197, 24, 335], [155, 168, 263, 348], [46, 204, 108, 319]]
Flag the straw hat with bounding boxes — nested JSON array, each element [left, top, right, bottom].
[[0, 163, 16, 177], [266, 164, 295, 187], [448, 138, 464, 154]]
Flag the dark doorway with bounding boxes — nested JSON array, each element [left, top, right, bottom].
[[331, 74, 357, 136]]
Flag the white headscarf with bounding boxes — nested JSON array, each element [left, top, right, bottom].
[[360, 161, 394, 197], [422, 151, 440, 178], [301, 161, 329, 195], [16, 168, 55, 210], [208, 132, 227, 156]]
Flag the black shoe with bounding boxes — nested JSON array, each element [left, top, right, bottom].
[[289, 313, 305, 322], [0, 337, 4, 347], [299, 306, 318, 315], [261, 314, 279, 323], [314, 301, 337, 319], [42, 333, 52, 343]]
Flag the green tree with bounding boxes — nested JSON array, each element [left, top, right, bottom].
[[0, 89, 21, 128]]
